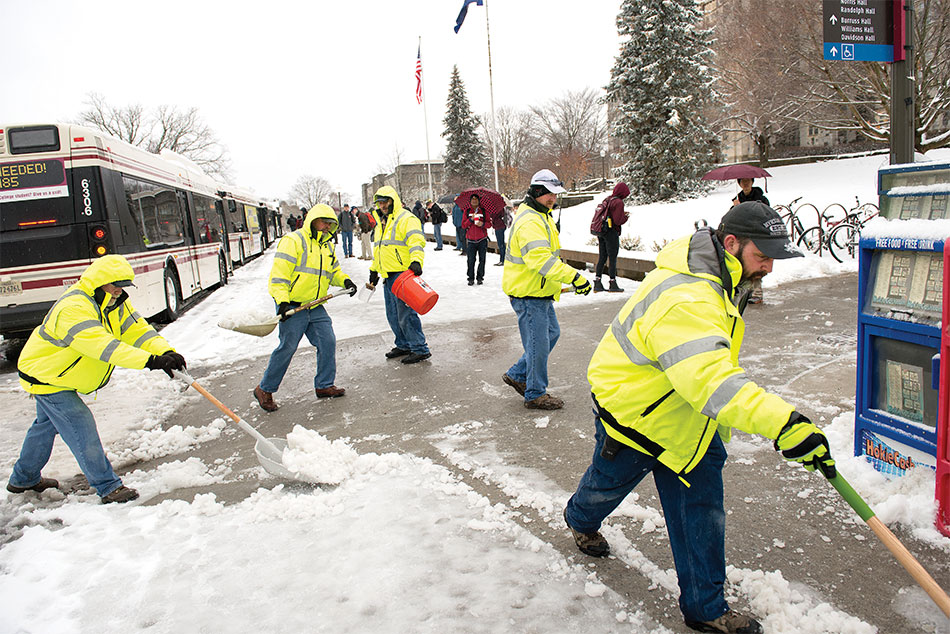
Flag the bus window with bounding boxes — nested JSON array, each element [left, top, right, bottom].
[[122, 175, 186, 248], [193, 193, 223, 245]]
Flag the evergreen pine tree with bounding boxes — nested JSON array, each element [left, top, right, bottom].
[[442, 65, 488, 192], [607, 0, 720, 202]]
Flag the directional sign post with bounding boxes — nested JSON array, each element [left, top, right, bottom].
[[823, 0, 895, 62]]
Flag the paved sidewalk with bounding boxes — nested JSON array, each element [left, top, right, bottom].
[[132, 272, 949, 633]]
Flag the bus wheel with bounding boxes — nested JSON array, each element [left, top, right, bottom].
[[162, 267, 182, 322], [217, 253, 229, 287]]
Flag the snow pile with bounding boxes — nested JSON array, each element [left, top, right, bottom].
[[281, 425, 359, 485]]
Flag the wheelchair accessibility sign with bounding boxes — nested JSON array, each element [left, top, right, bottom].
[[841, 43, 855, 60]]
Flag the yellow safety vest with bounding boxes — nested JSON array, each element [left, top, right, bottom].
[[370, 185, 425, 278], [502, 200, 579, 299], [269, 204, 349, 304], [18, 255, 174, 395], [587, 230, 795, 478]]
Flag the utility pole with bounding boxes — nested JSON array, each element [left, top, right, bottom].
[[890, 0, 915, 165]]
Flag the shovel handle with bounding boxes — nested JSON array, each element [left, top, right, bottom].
[[174, 371, 269, 446], [283, 288, 350, 319], [827, 473, 950, 617]]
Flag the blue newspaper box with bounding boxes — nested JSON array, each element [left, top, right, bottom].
[[855, 160, 950, 478]]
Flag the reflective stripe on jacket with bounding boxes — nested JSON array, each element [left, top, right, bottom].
[[501, 198, 579, 300], [17, 254, 173, 395], [587, 229, 794, 478], [370, 185, 425, 279], [269, 204, 349, 304]]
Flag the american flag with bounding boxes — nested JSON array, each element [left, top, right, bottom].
[[415, 44, 423, 104]]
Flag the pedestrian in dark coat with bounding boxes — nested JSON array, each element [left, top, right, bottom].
[[452, 202, 466, 253], [594, 182, 630, 293], [426, 200, 445, 250], [732, 179, 769, 304]]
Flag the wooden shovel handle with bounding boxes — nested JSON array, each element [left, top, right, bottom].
[[284, 289, 348, 319], [175, 372, 269, 446]]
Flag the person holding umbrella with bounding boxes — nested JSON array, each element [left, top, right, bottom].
[[462, 193, 492, 285], [501, 169, 592, 410]]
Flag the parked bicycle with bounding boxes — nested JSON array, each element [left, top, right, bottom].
[[774, 197, 821, 244], [796, 197, 880, 262]]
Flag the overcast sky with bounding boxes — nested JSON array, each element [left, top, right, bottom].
[[3, 0, 623, 203]]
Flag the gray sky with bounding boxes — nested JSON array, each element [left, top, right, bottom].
[[3, 0, 622, 202]]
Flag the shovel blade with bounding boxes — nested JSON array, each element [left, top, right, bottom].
[[254, 437, 319, 483], [221, 319, 280, 337]]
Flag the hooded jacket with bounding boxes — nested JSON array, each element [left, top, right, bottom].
[[18, 254, 174, 395], [606, 182, 630, 232], [269, 204, 350, 304], [370, 186, 425, 279], [501, 195, 581, 300], [587, 229, 794, 479]]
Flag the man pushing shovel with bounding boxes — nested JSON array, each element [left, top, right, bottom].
[[254, 204, 358, 412], [565, 202, 834, 634]]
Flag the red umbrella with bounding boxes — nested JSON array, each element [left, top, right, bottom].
[[701, 164, 772, 180], [455, 187, 506, 222]]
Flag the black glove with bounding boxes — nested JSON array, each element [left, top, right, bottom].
[[572, 273, 591, 296], [344, 278, 358, 297], [774, 412, 836, 478], [408, 262, 423, 276], [146, 351, 187, 379], [369, 270, 380, 287], [277, 302, 294, 320]]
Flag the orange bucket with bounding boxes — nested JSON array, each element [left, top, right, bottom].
[[391, 270, 439, 315]]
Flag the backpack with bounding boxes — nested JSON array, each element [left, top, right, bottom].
[[590, 196, 614, 236], [358, 211, 376, 233]]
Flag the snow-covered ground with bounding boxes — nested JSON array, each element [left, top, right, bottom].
[[1, 150, 949, 633]]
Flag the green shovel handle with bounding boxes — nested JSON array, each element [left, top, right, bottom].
[[826, 473, 875, 522]]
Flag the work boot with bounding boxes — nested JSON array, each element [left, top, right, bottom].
[[502, 373, 526, 397], [385, 347, 410, 359], [254, 385, 278, 412], [401, 351, 432, 364], [564, 509, 610, 557], [315, 386, 345, 398], [685, 610, 762, 634], [593, 278, 605, 293], [608, 279, 623, 292], [6, 477, 59, 494], [101, 486, 139, 504], [525, 394, 564, 410]]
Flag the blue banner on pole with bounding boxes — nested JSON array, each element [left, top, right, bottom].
[[823, 42, 895, 62], [454, 0, 484, 33]]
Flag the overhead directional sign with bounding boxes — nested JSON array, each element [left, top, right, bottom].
[[823, 0, 895, 62]]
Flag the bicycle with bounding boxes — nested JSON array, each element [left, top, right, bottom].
[[774, 197, 820, 243], [796, 198, 879, 262]]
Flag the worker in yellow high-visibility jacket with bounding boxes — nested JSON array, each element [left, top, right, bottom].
[[565, 202, 835, 634], [9, 254, 186, 504], [501, 169, 591, 410]]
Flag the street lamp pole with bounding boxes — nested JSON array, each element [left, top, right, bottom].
[[600, 149, 606, 182]]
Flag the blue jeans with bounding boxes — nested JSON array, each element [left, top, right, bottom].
[[260, 304, 336, 392], [433, 224, 443, 249], [566, 417, 729, 623], [455, 226, 466, 251], [494, 227, 506, 262], [341, 231, 353, 257], [467, 238, 487, 282], [10, 390, 123, 497], [383, 274, 429, 354], [507, 297, 560, 401]]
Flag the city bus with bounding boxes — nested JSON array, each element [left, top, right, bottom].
[[0, 122, 264, 340]]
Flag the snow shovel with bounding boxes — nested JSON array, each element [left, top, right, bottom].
[[174, 371, 304, 482], [358, 282, 375, 303], [225, 288, 351, 337], [826, 472, 950, 617]]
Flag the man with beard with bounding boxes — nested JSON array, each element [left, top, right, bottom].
[[564, 202, 833, 634]]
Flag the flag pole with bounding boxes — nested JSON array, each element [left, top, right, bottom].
[[419, 36, 435, 205], [484, 0, 500, 193]]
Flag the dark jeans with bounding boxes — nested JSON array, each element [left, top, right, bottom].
[[494, 228, 506, 262], [566, 417, 729, 623], [467, 238, 487, 282], [455, 226, 466, 251], [341, 231, 353, 257], [596, 230, 620, 279]]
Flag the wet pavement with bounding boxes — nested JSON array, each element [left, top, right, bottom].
[[103, 273, 950, 632]]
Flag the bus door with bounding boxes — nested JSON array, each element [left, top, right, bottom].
[[175, 190, 201, 295], [244, 204, 262, 255], [188, 192, 225, 285], [226, 199, 246, 264]]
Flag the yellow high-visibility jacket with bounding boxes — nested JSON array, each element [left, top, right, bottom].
[[369, 186, 425, 279], [18, 254, 174, 395], [502, 198, 580, 300], [269, 204, 350, 304], [587, 229, 794, 479]]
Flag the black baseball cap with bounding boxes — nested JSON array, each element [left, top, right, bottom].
[[111, 279, 136, 288], [718, 202, 803, 259]]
